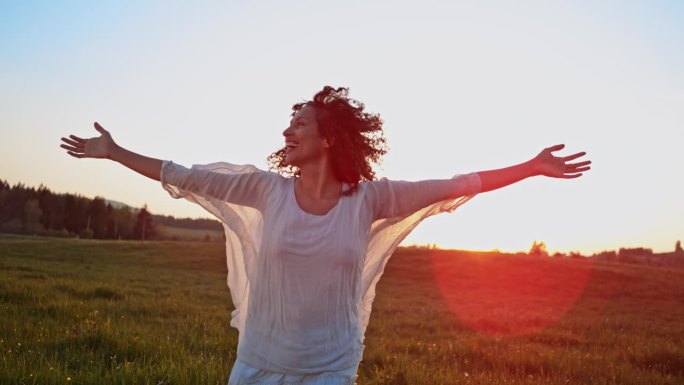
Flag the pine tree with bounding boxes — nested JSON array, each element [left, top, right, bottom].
[[134, 204, 157, 241]]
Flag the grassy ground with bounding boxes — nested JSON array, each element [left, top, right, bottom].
[[1, 234, 683, 384], [155, 225, 224, 242]]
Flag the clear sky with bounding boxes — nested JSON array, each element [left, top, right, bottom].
[[1, 0, 682, 254]]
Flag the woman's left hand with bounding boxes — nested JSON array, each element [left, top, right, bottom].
[[532, 144, 591, 179]]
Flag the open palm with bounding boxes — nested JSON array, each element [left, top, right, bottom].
[[60, 122, 116, 159], [533, 144, 591, 178]]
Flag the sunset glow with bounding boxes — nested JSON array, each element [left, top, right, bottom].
[[431, 250, 594, 337], [1, 1, 682, 254]]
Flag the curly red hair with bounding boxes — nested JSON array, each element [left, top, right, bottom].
[[268, 86, 388, 195]]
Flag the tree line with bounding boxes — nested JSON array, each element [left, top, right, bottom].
[[0, 179, 222, 240]]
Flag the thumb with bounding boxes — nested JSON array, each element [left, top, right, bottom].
[[546, 144, 565, 153], [94, 121, 108, 134]]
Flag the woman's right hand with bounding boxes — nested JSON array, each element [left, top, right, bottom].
[[60, 122, 118, 159], [60, 122, 163, 181]]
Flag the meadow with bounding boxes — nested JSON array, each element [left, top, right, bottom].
[[1, 233, 683, 384], [154, 225, 225, 242]]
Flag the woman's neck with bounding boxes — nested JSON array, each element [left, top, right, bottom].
[[297, 161, 342, 200]]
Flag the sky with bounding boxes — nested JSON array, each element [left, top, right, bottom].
[[1, 0, 682, 254]]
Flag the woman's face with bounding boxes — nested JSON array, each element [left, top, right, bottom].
[[282, 105, 330, 167]]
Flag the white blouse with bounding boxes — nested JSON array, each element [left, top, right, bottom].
[[160, 161, 481, 385]]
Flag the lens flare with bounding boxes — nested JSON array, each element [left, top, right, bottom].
[[431, 250, 593, 337]]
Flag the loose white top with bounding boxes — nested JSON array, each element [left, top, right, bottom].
[[160, 161, 480, 382]]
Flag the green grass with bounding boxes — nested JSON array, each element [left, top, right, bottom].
[[1, 234, 683, 384], [0, 234, 233, 385], [156, 225, 224, 242]]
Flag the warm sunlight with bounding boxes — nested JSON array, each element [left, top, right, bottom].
[[2, 2, 684, 384], [430, 249, 594, 337], [2, 1, 682, 255]]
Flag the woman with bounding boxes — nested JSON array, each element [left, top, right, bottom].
[[60, 86, 591, 384]]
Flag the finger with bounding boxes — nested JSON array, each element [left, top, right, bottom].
[[572, 166, 591, 172], [61, 137, 82, 147], [94, 122, 108, 134], [547, 144, 565, 152], [60, 144, 81, 152], [562, 173, 583, 179], [567, 160, 591, 168], [69, 135, 86, 143], [67, 151, 85, 158], [562, 152, 587, 162]]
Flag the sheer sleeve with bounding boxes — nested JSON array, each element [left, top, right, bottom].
[[358, 172, 481, 336], [365, 173, 481, 221], [160, 160, 281, 340], [160, 160, 275, 210]]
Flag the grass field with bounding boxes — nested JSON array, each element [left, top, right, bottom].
[[155, 225, 224, 242], [1, 234, 683, 384]]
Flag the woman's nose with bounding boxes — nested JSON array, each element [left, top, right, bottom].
[[282, 126, 293, 136]]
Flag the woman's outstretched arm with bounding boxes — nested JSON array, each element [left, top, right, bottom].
[[366, 144, 590, 220], [60, 122, 163, 181], [477, 144, 591, 193]]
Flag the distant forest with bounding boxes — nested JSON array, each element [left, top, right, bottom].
[[2, 178, 682, 267], [0, 179, 223, 241]]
